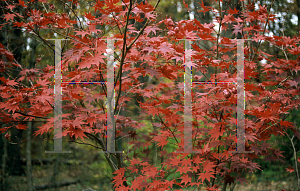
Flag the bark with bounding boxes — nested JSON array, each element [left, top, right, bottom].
[[26, 121, 33, 191], [297, 0, 300, 32], [49, 154, 60, 191], [1, 129, 8, 191]]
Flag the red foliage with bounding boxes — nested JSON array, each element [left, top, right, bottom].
[[0, 0, 300, 190]]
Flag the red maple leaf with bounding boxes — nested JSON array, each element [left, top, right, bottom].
[[5, 102, 19, 113], [197, 172, 215, 183], [203, 161, 216, 173], [232, 23, 243, 36], [228, 7, 239, 14], [7, 4, 16, 11], [130, 177, 143, 191], [74, 30, 90, 38], [286, 80, 298, 88], [18, 0, 27, 7], [286, 166, 294, 173], [177, 166, 191, 174], [144, 26, 161, 35], [159, 42, 174, 54], [85, 12, 95, 20], [6, 79, 18, 86], [198, 0, 211, 13], [4, 13, 15, 22], [181, 174, 191, 185], [169, 157, 181, 166]]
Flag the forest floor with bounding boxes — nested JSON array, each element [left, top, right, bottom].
[[6, 174, 299, 191]]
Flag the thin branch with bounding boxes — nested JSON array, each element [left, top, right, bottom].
[[14, 111, 49, 119], [251, 0, 275, 62], [285, 133, 300, 189], [126, 0, 161, 51], [49, 28, 89, 47], [114, 0, 134, 114], [55, 0, 84, 29], [114, 0, 161, 114], [2, 3, 55, 52], [157, 114, 179, 144]]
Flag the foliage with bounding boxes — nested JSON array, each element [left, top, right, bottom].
[[1, 0, 300, 190]]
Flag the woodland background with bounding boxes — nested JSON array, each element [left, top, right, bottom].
[[0, 0, 300, 190]]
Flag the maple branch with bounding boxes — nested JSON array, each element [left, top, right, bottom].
[[285, 133, 300, 189], [115, 82, 147, 122], [98, 65, 107, 96], [157, 114, 179, 144], [112, 13, 124, 35], [67, 82, 122, 181], [48, 28, 89, 47], [84, 132, 128, 186], [250, 0, 275, 62], [41, 2, 49, 13], [211, 0, 228, 188], [221, 159, 233, 191], [256, 99, 297, 138], [68, 139, 103, 150], [46, 100, 54, 109], [2, 3, 55, 52], [193, 4, 217, 34], [55, 0, 83, 30], [4, 71, 28, 88], [95, 99, 106, 114], [104, 2, 135, 188], [114, 0, 160, 115], [126, 0, 161, 51], [5, 120, 47, 123], [114, 0, 133, 115], [83, 132, 119, 172], [261, 75, 292, 112], [241, 0, 250, 48], [279, 19, 295, 81], [192, 117, 201, 147], [14, 111, 49, 119], [121, 0, 129, 9]]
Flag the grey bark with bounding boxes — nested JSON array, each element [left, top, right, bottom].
[[1, 129, 8, 191], [49, 154, 60, 191], [26, 121, 33, 191]]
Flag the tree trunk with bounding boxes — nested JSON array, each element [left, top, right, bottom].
[[297, 0, 300, 33], [1, 128, 8, 191], [26, 121, 33, 191], [50, 154, 60, 191]]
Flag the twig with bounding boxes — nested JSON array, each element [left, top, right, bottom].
[[251, 0, 275, 62], [14, 111, 49, 119], [55, 0, 84, 29], [285, 133, 300, 189], [157, 114, 179, 144]]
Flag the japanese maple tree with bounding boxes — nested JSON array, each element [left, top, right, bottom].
[[1, 0, 300, 190]]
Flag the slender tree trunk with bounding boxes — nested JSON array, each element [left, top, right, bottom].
[[26, 121, 33, 191], [50, 154, 60, 191], [1, 128, 8, 191], [297, 0, 300, 33], [26, 35, 37, 191]]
